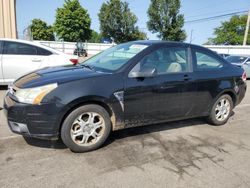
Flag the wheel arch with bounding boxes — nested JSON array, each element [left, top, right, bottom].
[[58, 96, 117, 134], [222, 91, 237, 107], [215, 89, 237, 107], [207, 89, 236, 125]]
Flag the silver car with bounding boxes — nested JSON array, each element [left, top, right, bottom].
[[226, 55, 250, 78]]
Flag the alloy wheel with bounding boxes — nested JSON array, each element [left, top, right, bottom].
[[70, 112, 105, 146], [215, 98, 231, 122]]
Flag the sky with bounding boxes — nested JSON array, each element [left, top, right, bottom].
[[16, 0, 250, 44]]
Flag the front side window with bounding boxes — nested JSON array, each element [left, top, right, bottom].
[[81, 43, 149, 72], [3, 41, 37, 55], [195, 50, 224, 70], [129, 46, 189, 76]]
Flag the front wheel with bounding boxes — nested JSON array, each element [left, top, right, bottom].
[[61, 104, 111, 152], [207, 94, 233, 126]]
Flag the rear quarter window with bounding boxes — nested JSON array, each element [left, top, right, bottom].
[[37, 47, 53, 56], [194, 49, 224, 71]]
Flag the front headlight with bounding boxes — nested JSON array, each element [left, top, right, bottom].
[[15, 83, 58, 104]]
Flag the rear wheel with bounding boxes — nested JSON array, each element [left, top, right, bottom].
[[61, 104, 111, 152], [207, 94, 233, 126]]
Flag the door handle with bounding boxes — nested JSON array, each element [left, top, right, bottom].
[[31, 58, 42, 62], [160, 85, 175, 90], [183, 74, 191, 81]]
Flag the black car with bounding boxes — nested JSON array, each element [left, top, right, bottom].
[[3, 41, 247, 152]]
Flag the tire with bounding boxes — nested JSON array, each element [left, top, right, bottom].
[[207, 94, 233, 126], [61, 104, 111, 152]]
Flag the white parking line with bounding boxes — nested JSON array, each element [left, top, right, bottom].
[[0, 135, 20, 140]]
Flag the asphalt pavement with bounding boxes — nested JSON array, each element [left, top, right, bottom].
[[0, 82, 250, 188]]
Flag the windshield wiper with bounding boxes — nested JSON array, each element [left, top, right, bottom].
[[79, 64, 94, 70]]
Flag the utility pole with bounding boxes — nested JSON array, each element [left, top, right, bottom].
[[243, 10, 250, 45], [190, 29, 193, 43]]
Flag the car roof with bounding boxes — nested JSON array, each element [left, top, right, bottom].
[[227, 55, 250, 58], [0, 38, 64, 54], [128, 40, 206, 49], [132, 40, 184, 45]]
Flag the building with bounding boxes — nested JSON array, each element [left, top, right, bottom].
[[0, 0, 17, 39]]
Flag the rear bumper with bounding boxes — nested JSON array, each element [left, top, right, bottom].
[[235, 81, 247, 106], [3, 94, 61, 140]]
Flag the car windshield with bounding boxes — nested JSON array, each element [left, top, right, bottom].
[[226, 56, 248, 64], [80, 42, 149, 72]]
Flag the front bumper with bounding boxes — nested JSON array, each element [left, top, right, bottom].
[[3, 93, 61, 140]]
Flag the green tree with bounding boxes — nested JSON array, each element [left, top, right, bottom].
[[131, 30, 148, 40], [147, 0, 186, 41], [98, 0, 147, 43], [54, 0, 91, 42], [208, 15, 250, 45], [89, 30, 102, 43], [31, 19, 54, 41]]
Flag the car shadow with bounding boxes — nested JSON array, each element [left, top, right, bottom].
[[0, 86, 8, 90], [23, 136, 67, 149], [102, 112, 235, 149], [104, 117, 207, 148], [23, 117, 209, 150], [22, 110, 236, 151], [0, 86, 7, 110]]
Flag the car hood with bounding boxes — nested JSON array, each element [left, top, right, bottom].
[[14, 65, 109, 88]]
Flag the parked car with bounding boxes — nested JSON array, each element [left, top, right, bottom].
[[101, 37, 114, 44], [0, 38, 78, 85], [73, 41, 87, 57], [225, 55, 250, 78], [218, 53, 230, 59], [4, 41, 247, 152]]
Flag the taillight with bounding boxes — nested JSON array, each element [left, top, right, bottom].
[[242, 71, 247, 81], [70, 59, 78, 65]]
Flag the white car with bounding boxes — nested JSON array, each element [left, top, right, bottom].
[[0, 38, 78, 85]]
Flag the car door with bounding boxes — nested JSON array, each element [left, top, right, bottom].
[[0, 41, 3, 84], [191, 47, 227, 116], [2, 41, 45, 83], [124, 44, 196, 127]]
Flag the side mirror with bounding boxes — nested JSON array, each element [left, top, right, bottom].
[[129, 67, 156, 78], [245, 61, 250, 65]]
